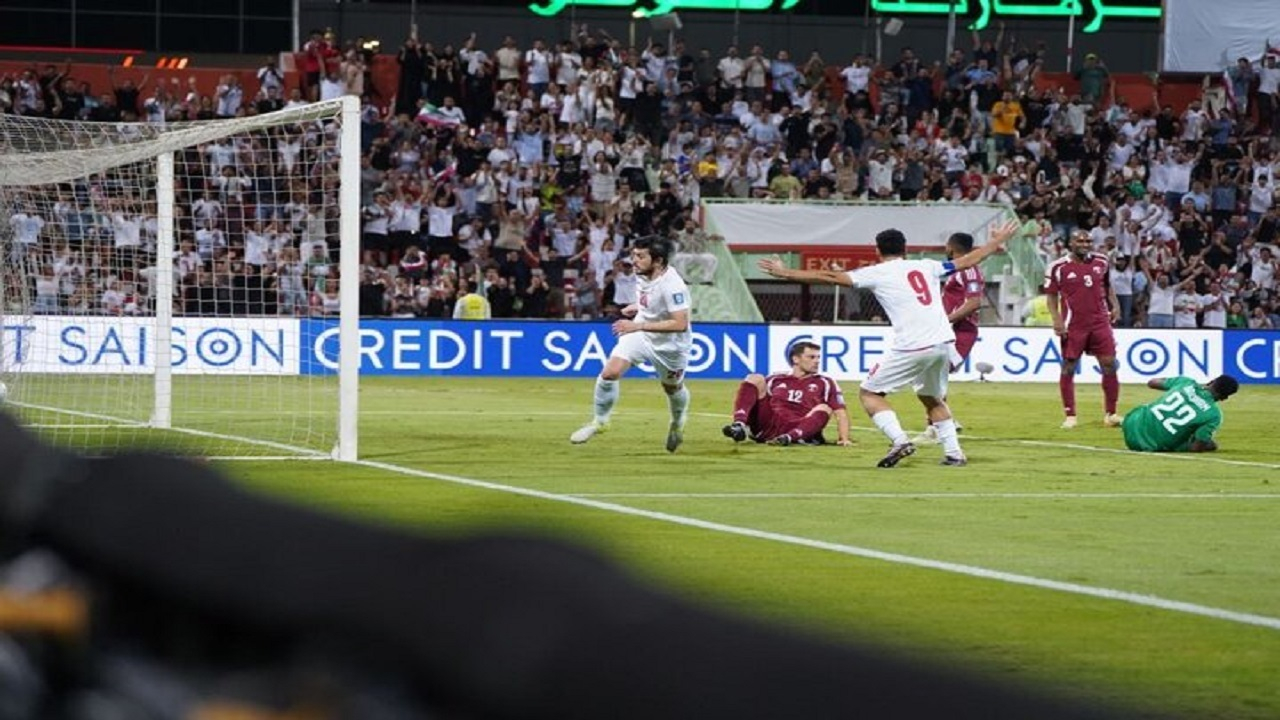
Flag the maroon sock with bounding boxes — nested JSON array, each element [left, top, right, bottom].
[[789, 412, 831, 441], [1059, 373, 1076, 417], [1102, 373, 1119, 414], [732, 383, 757, 423]]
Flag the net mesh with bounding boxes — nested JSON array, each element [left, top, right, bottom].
[[0, 99, 349, 458]]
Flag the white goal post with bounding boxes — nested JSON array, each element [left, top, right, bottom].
[[0, 96, 360, 460]]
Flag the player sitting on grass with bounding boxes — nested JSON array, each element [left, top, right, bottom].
[[723, 341, 852, 446], [1122, 375, 1239, 453], [759, 219, 1021, 468]]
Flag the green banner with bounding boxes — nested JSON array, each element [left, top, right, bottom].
[[527, 0, 1161, 33], [869, 0, 1160, 33]]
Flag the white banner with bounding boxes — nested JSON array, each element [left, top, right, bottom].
[[767, 326, 1222, 384], [1163, 0, 1280, 73], [1, 316, 300, 375], [704, 203, 1008, 250]]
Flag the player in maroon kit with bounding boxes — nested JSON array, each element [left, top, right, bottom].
[[1044, 229, 1122, 429], [723, 341, 852, 446], [917, 232, 984, 443]]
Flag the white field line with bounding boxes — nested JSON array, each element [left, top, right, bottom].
[[13, 401, 328, 459], [352, 456, 1280, 633], [570, 492, 1280, 500], [193, 408, 1280, 470]]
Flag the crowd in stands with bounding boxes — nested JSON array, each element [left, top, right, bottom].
[[2, 22, 1279, 327]]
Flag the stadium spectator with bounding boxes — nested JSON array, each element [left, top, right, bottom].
[[8, 23, 1280, 327]]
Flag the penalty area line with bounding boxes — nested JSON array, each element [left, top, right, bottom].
[[353, 457, 1280, 633]]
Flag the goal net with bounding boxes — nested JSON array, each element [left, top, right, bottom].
[[0, 96, 360, 460]]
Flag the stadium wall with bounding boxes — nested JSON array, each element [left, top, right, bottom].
[[10, 317, 1274, 384]]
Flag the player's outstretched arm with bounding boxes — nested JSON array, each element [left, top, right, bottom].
[[950, 219, 1020, 271], [1146, 378, 1169, 391], [757, 256, 853, 287]]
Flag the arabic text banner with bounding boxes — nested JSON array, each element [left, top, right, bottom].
[[299, 320, 766, 379], [0, 316, 299, 375], [869, 0, 1161, 34], [1163, 0, 1280, 72], [766, 326, 1223, 383], [704, 203, 1008, 251]]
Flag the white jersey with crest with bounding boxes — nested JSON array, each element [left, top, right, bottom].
[[847, 258, 956, 350], [635, 266, 693, 356]]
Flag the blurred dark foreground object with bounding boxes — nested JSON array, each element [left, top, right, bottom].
[[0, 412, 1150, 720]]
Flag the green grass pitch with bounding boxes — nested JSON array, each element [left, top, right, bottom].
[[58, 376, 1280, 717]]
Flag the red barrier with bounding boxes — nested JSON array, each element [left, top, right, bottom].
[[0, 55, 1213, 119]]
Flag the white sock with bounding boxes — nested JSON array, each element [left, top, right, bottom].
[[871, 410, 909, 445], [593, 377, 618, 424], [667, 385, 690, 429], [934, 419, 963, 456]]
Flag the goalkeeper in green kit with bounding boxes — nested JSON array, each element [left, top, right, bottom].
[[1122, 375, 1240, 453]]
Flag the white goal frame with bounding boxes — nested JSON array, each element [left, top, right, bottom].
[[1, 96, 361, 461]]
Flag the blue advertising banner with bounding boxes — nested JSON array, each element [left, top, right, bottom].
[[299, 320, 766, 379], [768, 326, 1222, 383], [1222, 331, 1280, 385]]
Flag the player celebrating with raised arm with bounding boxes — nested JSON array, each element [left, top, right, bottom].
[[723, 341, 852, 447], [570, 235, 693, 453], [1045, 229, 1122, 429], [759, 220, 1021, 468], [917, 231, 985, 443], [1122, 375, 1239, 453]]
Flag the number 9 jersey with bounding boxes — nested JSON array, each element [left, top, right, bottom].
[[846, 258, 956, 350]]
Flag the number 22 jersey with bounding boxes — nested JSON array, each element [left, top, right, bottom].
[[1122, 377, 1222, 452]]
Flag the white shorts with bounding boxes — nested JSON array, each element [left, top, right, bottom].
[[860, 342, 953, 398], [611, 332, 688, 387]]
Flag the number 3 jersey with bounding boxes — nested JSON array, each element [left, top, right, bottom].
[[1043, 253, 1112, 331], [1122, 376, 1223, 452], [846, 258, 956, 350]]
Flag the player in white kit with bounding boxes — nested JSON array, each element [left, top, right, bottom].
[[570, 235, 694, 452], [759, 219, 1020, 467]]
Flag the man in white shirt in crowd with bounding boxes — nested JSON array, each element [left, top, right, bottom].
[[1172, 278, 1202, 328], [1258, 53, 1280, 133], [839, 55, 871, 99], [214, 75, 243, 118], [1252, 246, 1277, 291], [1146, 271, 1177, 328], [8, 205, 45, 265], [759, 219, 1021, 468], [1200, 280, 1230, 329], [612, 257, 640, 308], [494, 36, 522, 85], [525, 39, 552, 99], [717, 46, 744, 91]]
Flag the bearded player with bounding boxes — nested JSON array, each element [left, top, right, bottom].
[[723, 341, 852, 446], [917, 231, 984, 443], [1044, 229, 1122, 429]]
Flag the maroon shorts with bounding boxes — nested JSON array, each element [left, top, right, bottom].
[[1062, 325, 1117, 361], [953, 329, 978, 362], [748, 402, 829, 442]]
